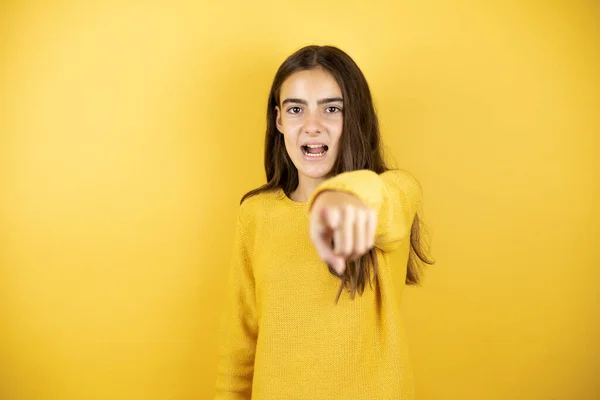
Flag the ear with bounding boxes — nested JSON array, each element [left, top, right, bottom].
[[275, 106, 284, 134]]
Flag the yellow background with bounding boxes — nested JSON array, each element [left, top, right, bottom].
[[1, 1, 598, 399]]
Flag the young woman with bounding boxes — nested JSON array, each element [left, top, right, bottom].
[[214, 45, 434, 400]]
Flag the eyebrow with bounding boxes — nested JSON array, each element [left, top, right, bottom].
[[281, 97, 344, 106]]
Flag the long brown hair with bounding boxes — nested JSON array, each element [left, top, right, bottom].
[[241, 45, 434, 302]]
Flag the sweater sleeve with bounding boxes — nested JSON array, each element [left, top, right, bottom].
[[214, 208, 258, 400], [307, 169, 423, 253]]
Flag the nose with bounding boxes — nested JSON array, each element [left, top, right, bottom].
[[303, 110, 323, 135]]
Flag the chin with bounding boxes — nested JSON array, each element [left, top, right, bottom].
[[299, 164, 334, 180]]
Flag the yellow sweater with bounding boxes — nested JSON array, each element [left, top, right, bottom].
[[214, 169, 423, 400]]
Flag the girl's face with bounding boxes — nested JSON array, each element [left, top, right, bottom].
[[275, 68, 343, 182]]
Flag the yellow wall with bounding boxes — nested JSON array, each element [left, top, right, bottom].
[[1, 1, 598, 399]]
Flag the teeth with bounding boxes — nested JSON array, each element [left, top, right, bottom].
[[302, 145, 327, 157]]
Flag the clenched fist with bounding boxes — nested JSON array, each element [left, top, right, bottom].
[[309, 190, 378, 276]]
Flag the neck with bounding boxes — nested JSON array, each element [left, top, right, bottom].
[[290, 175, 327, 203]]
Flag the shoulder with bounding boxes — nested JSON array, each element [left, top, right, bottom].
[[380, 168, 423, 210], [237, 188, 281, 228], [381, 168, 421, 189]]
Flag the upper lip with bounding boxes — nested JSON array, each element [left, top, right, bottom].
[[301, 142, 328, 147]]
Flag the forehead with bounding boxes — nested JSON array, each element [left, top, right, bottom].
[[279, 68, 342, 100]]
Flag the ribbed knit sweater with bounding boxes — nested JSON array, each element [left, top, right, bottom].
[[214, 168, 423, 400]]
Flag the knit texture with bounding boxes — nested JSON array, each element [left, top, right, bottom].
[[214, 169, 423, 400]]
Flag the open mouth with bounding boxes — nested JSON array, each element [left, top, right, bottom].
[[301, 144, 328, 157]]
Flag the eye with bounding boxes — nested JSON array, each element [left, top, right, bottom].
[[326, 106, 342, 113], [287, 106, 302, 114]]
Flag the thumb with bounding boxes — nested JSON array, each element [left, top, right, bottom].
[[331, 256, 346, 276], [328, 242, 346, 276]]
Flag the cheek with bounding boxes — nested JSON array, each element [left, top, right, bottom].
[[328, 124, 343, 151], [282, 114, 299, 125], [328, 118, 343, 137], [282, 134, 298, 157]]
